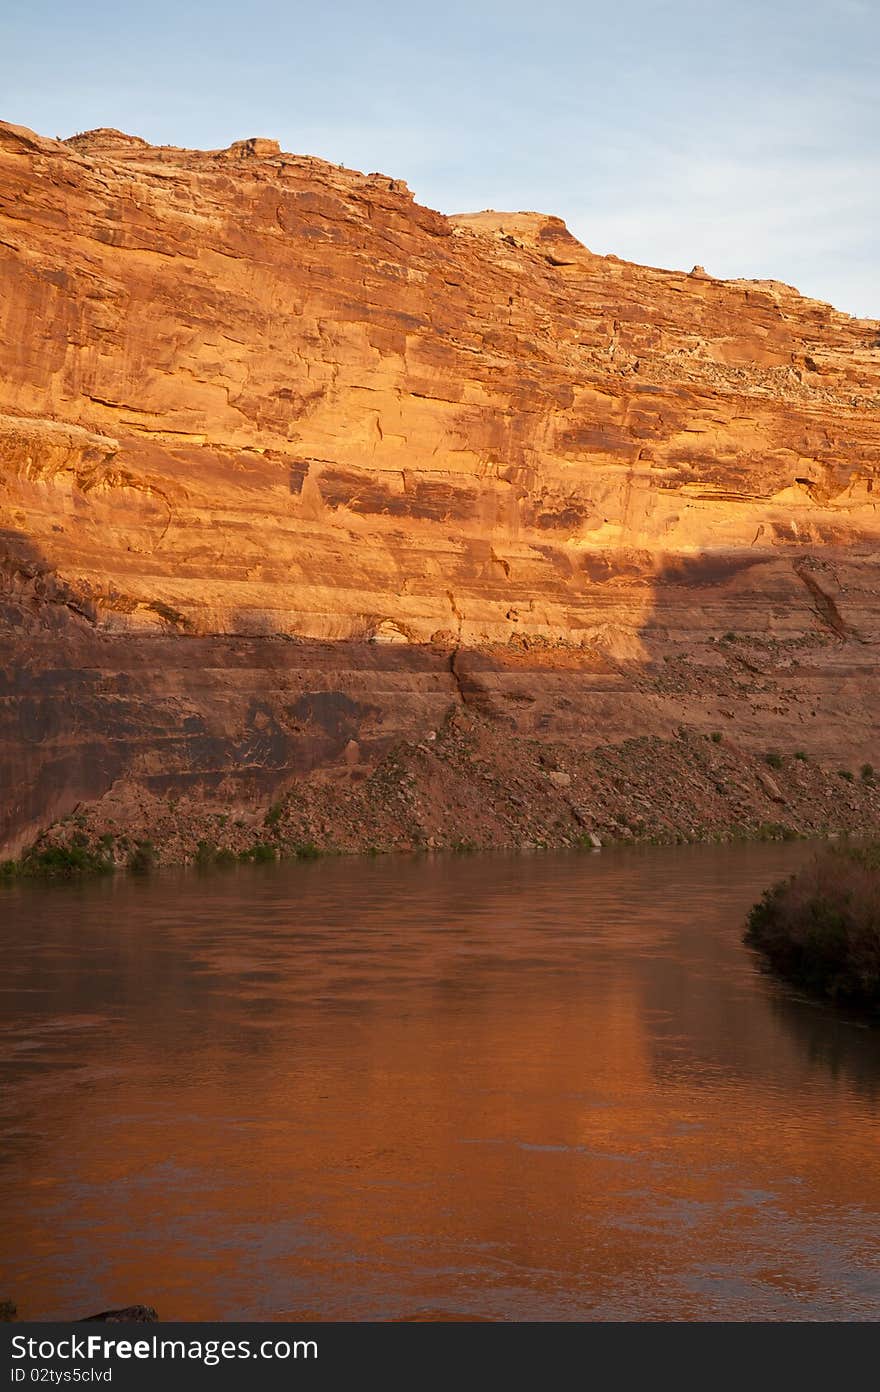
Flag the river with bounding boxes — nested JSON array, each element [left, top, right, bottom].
[[1, 842, 878, 1321]]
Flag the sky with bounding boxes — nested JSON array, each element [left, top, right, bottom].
[[3, 0, 878, 317]]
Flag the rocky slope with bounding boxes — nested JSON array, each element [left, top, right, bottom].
[[1, 118, 878, 859]]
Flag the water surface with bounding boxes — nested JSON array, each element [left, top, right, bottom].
[[2, 842, 879, 1321]]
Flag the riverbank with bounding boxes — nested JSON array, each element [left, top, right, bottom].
[[4, 710, 879, 879], [745, 842, 880, 1014]]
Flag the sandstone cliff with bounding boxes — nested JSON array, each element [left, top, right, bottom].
[[1, 119, 878, 859]]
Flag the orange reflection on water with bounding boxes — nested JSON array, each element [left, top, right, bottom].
[[2, 842, 879, 1320]]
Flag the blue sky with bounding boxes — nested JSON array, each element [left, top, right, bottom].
[[4, 0, 877, 316]]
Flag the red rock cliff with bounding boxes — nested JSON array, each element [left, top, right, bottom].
[[1, 119, 878, 856]]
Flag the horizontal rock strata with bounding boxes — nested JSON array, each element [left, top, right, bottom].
[[1, 119, 878, 856]]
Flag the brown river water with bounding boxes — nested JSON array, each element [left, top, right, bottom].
[[1, 842, 879, 1322]]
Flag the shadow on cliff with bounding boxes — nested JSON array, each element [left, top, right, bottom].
[[2, 516, 877, 860], [0, 530, 455, 857], [0, 528, 127, 857], [451, 539, 870, 747]]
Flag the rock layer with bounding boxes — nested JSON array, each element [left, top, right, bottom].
[[1, 119, 878, 855]]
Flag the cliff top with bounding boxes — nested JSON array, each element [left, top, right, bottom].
[[3, 117, 876, 330]]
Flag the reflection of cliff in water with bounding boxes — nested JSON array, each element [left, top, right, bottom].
[[2, 844, 880, 1321]]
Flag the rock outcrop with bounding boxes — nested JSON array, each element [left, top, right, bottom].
[[1, 119, 878, 857], [82, 1306, 159, 1323]]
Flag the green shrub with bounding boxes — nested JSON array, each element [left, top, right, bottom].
[[765, 751, 783, 770], [710, 731, 723, 744], [292, 840, 321, 860], [451, 837, 477, 854], [239, 843, 276, 864], [794, 750, 808, 762], [744, 844, 880, 1011], [575, 832, 602, 850], [838, 769, 854, 782], [861, 763, 875, 782], [23, 842, 113, 878], [127, 840, 157, 874], [264, 801, 284, 828], [754, 821, 799, 842], [195, 842, 236, 869]]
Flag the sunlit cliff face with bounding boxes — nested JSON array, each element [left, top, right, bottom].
[[1, 118, 879, 853], [1, 118, 878, 647]]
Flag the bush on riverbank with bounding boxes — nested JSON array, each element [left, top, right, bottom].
[[1, 835, 114, 879], [744, 843, 880, 1013]]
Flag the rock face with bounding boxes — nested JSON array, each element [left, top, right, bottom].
[[1, 118, 878, 856], [82, 1305, 158, 1323]]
